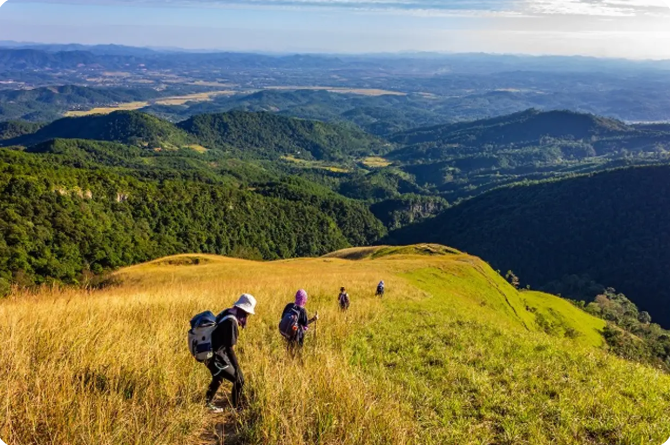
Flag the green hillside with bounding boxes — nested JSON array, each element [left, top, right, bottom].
[[386, 165, 670, 331], [3, 110, 195, 150], [3, 247, 669, 445], [385, 109, 670, 200], [390, 109, 632, 147], [177, 110, 386, 160], [0, 85, 163, 121], [0, 120, 44, 140], [0, 146, 386, 287]]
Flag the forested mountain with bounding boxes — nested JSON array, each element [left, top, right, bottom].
[[0, 85, 163, 121], [385, 165, 670, 327], [0, 121, 43, 140], [3, 111, 195, 149], [388, 109, 670, 161], [145, 90, 450, 135], [177, 111, 385, 160], [0, 144, 386, 288], [390, 109, 631, 146], [385, 109, 670, 200], [2, 110, 386, 160]]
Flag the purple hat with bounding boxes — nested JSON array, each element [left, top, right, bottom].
[[295, 289, 308, 307]]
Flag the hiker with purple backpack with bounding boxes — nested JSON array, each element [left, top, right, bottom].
[[279, 289, 318, 347], [338, 287, 350, 311]]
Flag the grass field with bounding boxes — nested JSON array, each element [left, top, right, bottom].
[[64, 91, 236, 117], [65, 101, 151, 117], [280, 155, 351, 173], [1, 245, 669, 445], [360, 156, 392, 168]]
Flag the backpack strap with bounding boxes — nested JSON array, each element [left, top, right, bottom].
[[219, 314, 238, 326]]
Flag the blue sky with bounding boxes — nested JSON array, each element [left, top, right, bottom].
[[0, 0, 669, 58]]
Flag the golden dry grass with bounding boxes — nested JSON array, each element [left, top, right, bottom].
[[1, 249, 669, 445], [187, 144, 209, 153], [65, 101, 151, 117], [280, 156, 351, 173], [360, 157, 392, 168], [154, 91, 236, 106], [64, 91, 236, 117]]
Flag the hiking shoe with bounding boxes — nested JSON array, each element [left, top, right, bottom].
[[207, 403, 225, 414]]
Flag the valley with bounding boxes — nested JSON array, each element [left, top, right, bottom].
[[2, 42, 670, 445]]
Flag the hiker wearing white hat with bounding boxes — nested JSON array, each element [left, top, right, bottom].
[[204, 294, 257, 412]]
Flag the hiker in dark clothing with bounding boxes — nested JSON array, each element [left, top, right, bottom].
[[281, 289, 318, 347], [338, 287, 350, 311], [205, 293, 256, 413], [376, 281, 385, 297]]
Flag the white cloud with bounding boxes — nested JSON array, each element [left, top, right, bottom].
[[8, 0, 670, 17], [526, 0, 670, 16], [11, 0, 524, 14]]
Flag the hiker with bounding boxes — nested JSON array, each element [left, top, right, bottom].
[[338, 287, 350, 311], [190, 294, 257, 413], [279, 289, 318, 347], [376, 280, 385, 297]]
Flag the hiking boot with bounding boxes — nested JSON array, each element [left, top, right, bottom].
[[207, 403, 225, 414]]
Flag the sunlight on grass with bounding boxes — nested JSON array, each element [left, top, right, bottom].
[[361, 156, 392, 168], [1, 249, 669, 444]]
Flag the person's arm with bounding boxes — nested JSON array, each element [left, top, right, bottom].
[[224, 345, 243, 384], [308, 311, 319, 325], [223, 319, 243, 383]]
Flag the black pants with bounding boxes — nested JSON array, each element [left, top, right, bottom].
[[205, 355, 243, 407]]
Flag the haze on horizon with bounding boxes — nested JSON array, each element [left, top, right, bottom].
[[0, 0, 669, 59]]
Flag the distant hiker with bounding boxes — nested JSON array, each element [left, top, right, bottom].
[[279, 289, 318, 347], [188, 294, 257, 413], [338, 287, 350, 311], [376, 281, 385, 297]]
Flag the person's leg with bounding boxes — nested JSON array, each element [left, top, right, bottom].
[[231, 367, 244, 407], [209, 358, 242, 407], [206, 359, 227, 404]]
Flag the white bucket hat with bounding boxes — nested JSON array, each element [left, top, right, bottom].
[[234, 293, 256, 315]]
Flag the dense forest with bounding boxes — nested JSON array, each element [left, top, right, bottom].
[[0, 139, 386, 288], [386, 165, 670, 327], [177, 111, 385, 160]]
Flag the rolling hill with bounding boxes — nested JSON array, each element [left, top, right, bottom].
[[386, 164, 670, 328], [0, 120, 43, 140], [177, 110, 386, 160], [3, 110, 195, 150], [385, 109, 670, 200], [1, 109, 387, 161], [0, 85, 164, 122], [1, 246, 668, 444], [389, 108, 632, 147]]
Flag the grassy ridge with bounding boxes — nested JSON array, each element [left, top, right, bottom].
[[1, 247, 669, 444], [385, 164, 670, 328]]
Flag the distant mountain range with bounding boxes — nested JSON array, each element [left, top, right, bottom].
[[3, 44, 670, 74]]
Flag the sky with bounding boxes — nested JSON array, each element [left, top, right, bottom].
[[0, 0, 670, 58]]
